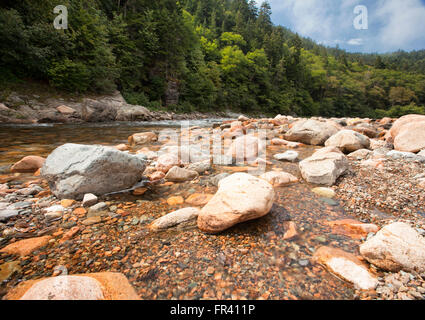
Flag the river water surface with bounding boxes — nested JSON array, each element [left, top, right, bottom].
[[0, 120, 367, 300]]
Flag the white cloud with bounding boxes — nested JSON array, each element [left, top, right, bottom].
[[347, 38, 364, 45], [374, 0, 425, 51], [261, 0, 425, 52]]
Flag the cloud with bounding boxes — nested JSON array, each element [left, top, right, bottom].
[[347, 38, 364, 45], [259, 0, 425, 53]]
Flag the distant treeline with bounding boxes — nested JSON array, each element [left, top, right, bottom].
[[1, 0, 425, 118]]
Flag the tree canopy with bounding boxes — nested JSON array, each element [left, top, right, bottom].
[[1, 0, 424, 118]]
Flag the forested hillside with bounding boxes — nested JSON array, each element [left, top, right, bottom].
[[1, 0, 425, 118]]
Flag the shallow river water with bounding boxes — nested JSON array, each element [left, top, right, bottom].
[[0, 120, 368, 300]]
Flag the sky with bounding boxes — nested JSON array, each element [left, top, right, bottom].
[[257, 0, 425, 53]]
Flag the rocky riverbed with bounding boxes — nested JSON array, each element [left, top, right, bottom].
[[0, 114, 424, 300]]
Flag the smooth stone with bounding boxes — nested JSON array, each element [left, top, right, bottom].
[[313, 246, 378, 290], [20, 276, 105, 300], [82, 193, 98, 207], [0, 209, 19, 222], [299, 147, 349, 186], [360, 222, 425, 273], [312, 187, 335, 198], [198, 173, 275, 233], [165, 166, 199, 182], [259, 171, 298, 187], [274, 151, 299, 162], [150, 207, 200, 230], [325, 129, 370, 153], [41, 143, 146, 200]]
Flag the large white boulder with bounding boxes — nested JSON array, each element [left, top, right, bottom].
[[41, 144, 145, 199], [285, 119, 340, 146], [360, 222, 425, 273], [325, 130, 370, 153], [299, 147, 348, 186], [198, 173, 275, 233]]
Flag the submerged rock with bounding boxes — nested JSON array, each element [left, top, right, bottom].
[[198, 173, 275, 233], [41, 143, 146, 200], [313, 246, 378, 290], [150, 207, 200, 230]]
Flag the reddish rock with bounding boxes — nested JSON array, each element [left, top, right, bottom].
[[11, 156, 45, 173], [185, 193, 214, 206], [5, 272, 140, 300], [167, 196, 184, 206], [149, 171, 165, 181], [0, 236, 51, 256], [283, 221, 298, 240], [325, 219, 379, 239]]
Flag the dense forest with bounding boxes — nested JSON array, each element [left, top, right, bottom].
[[1, 0, 425, 118]]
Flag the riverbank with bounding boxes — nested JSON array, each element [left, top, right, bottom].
[[1, 115, 424, 300], [0, 88, 236, 124]]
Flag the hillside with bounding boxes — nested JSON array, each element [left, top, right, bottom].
[[1, 0, 425, 118]]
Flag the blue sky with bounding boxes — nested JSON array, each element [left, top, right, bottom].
[[257, 0, 425, 53]]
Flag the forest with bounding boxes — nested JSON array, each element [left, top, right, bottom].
[[1, 0, 425, 118]]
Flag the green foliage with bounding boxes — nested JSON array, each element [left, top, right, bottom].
[[48, 58, 90, 92], [1, 0, 424, 117]]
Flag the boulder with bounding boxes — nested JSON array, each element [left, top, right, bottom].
[[20, 276, 105, 300], [198, 173, 275, 233], [389, 114, 425, 139], [5, 272, 140, 300], [186, 160, 211, 174], [81, 98, 117, 122], [259, 171, 298, 187], [299, 147, 348, 186], [325, 130, 370, 153], [393, 120, 425, 153], [41, 144, 145, 199], [225, 135, 265, 164], [165, 166, 198, 182], [11, 156, 45, 173], [155, 153, 180, 173], [347, 149, 372, 160], [56, 105, 76, 115], [360, 222, 425, 273], [150, 207, 200, 230], [116, 104, 151, 121], [386, 150, 425, 163], [128, 132, 157, 146], [285, 119, 340, 145], [312, 246, 378, 290]]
